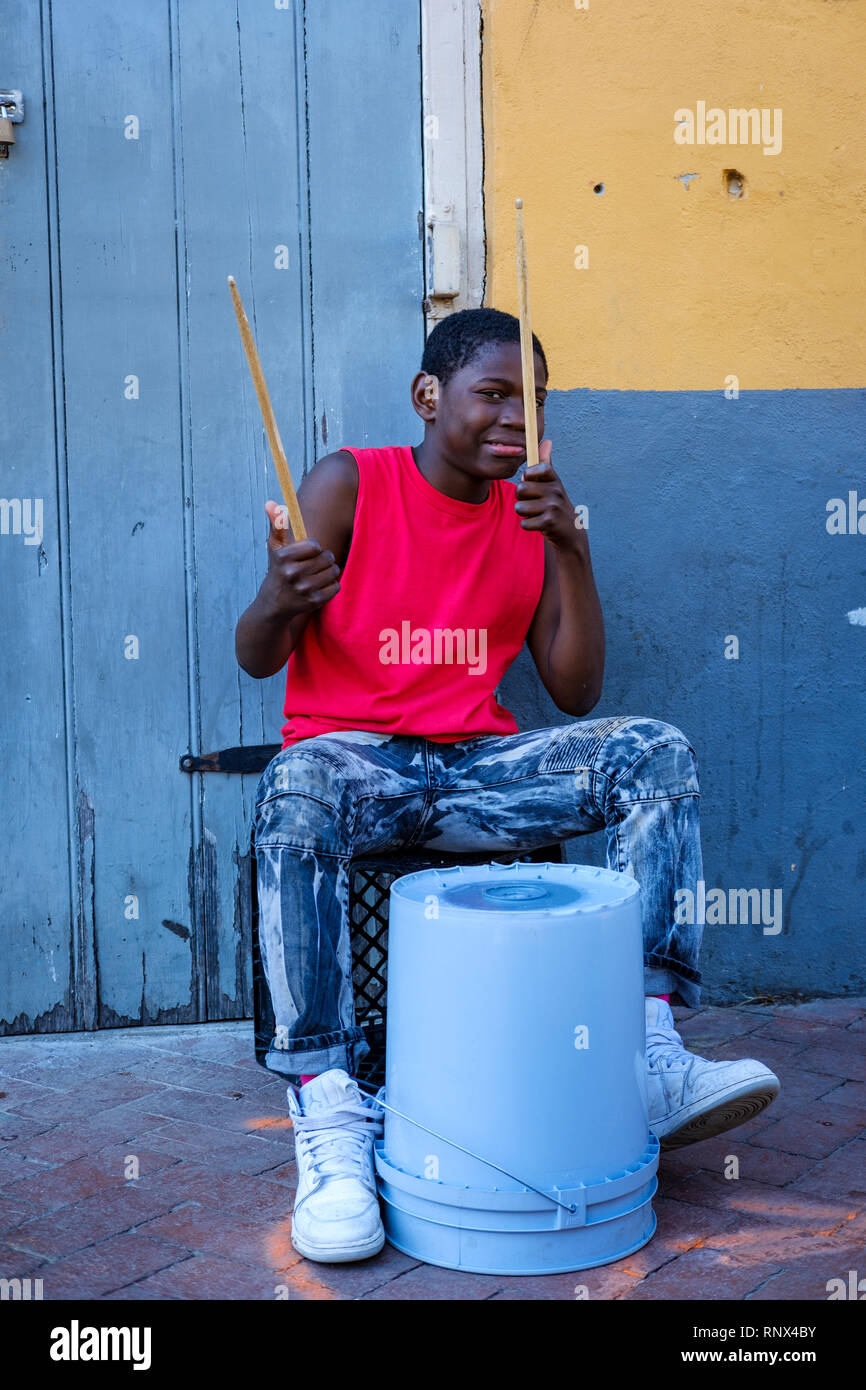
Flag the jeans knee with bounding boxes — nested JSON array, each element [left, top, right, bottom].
[[254, 744, 357, 845], [642, 719, 694, 755], [609, 718, 700, 800]]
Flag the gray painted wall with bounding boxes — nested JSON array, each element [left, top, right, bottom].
[[501, 387, 866, 1004]]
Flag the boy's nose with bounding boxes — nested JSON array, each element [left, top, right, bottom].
[[495, 410, 526, 431]]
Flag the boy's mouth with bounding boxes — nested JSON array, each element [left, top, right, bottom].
[[483, 441, 526, 458]]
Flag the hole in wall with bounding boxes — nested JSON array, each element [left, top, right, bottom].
[[592, 182, 605, 195], [723, 168, 746, 199]]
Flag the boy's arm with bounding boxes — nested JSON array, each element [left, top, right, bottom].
[[235, 450, 359, 679], [525, 537, 605, 717], [519, 442, 605, 717]]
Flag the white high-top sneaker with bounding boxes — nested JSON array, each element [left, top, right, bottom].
[[646, 997, 780, 1150], [287, 1069, 385, 1263]]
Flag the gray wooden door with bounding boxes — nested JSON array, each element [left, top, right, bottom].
[[0, 0, 424, 1032]]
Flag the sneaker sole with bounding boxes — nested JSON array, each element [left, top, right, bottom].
[[290, 1226, 386, 1264], [655, 1077, 781, 1151]]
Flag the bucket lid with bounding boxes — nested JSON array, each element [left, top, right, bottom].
[[390, 861, 639, 916]]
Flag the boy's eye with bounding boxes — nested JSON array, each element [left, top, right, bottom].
[[480, 389, 545, 406]]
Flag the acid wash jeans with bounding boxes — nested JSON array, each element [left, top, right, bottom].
[[253, 715, 704, 1081]]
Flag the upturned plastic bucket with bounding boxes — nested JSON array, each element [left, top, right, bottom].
[[373, 861, 658, 1275]]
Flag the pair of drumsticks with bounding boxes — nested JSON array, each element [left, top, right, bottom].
[[228, 198, 539, 540]]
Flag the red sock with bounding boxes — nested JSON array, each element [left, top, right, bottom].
[[653, 994, 671, 1002]]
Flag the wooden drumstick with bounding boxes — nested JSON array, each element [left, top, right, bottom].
[[227, 275, 307, 541], [514, 198, 540, 471]]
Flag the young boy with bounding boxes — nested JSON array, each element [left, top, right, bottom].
[[236, 308, 780, 1265]]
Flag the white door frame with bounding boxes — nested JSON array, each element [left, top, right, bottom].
[[420, 0, 485, 325]]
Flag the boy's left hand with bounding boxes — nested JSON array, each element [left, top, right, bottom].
[[514, 439, 581, 552]]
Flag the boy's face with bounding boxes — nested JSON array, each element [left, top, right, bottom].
[[413, 341, 547, 477]]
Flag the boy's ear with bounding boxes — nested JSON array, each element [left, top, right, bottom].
[[423, 374, 439, 402]]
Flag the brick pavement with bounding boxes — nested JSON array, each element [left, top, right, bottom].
[[1, 998, 864, 1301]]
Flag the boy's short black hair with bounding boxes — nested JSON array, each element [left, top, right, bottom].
[[420, 307, 548, 390]]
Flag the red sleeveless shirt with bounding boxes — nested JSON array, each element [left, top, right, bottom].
[[280, 445, 545, 748]]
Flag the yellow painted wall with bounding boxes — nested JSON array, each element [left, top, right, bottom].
[[482, 0, 866, 390]]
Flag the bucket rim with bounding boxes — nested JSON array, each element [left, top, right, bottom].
[[389, 860, 641, 915]]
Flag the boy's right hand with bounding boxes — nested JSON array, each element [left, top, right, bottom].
[[261, 500, 341, 618]]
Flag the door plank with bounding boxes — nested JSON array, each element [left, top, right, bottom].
[[50, 0, 198, 1026], [0, 2, 76, 1034], [305, 0, 426, 450], [175, 0, 309, 1018]]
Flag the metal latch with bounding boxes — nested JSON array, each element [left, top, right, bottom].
[[0, 89, 23, 158], [423, 218, 461, 319]]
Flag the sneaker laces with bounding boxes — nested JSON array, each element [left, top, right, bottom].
[[646, 1014, 693, 1072], [292, 1097, 384, 1182]]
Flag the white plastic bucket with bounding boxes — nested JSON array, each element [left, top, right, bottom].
[[373, 861, 658, 1274]]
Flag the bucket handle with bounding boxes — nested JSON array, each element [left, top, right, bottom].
[[359, 1085, 579, 1216]]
